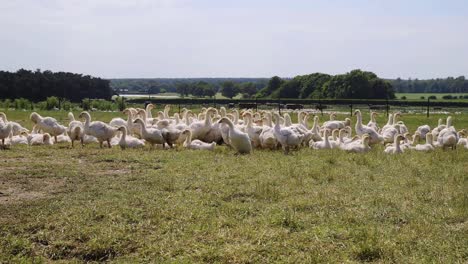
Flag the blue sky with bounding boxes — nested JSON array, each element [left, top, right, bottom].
[[1, 0, 467, 79]]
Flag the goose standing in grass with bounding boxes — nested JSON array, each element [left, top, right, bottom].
[[30, 112, 67, 143], [0, 112, 29, 136], [272, 112, 303, 154], [354, 109, 383, 145], [133, 118, 166, 148], [384, 134, 405, 154], [182, 129, 216, 151], [259, 113, 277, 150], [79, 111, 118, 148], [322, 116, 351, 131], [437, 116, 458, 150], [243, 112, 263, 148], [367, 112, 379, 131], [218, 117, 252, 154], [190, 108, 216, 140], [431, 118, 446, 140], [0, 123, 13, 148], [413, 133, 435, 152], [117, 126, 145, 149]]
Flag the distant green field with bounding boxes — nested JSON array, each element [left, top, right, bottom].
[[396, 93, 468, 100]]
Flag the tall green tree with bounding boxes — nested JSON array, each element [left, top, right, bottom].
[[220, 81, 240, 99]]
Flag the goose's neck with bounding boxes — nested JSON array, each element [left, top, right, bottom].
[[185, 131, 192, 145], [356, 112, 362, 127], [146, 105, 153, 118], [120, 128, 127, 142], [371, 113, 376, 122], [164, 107, 169, 119], [386, 114, 393, 126]]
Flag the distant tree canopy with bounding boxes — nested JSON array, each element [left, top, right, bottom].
[[390, 76, 468, 93], [220, 81, 240, 99], [0, 69, 112, 102], [259, 70, 395, 99]]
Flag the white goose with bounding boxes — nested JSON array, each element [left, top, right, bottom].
[[272, 112, 303, 154], [0, 112, 29, 136], [0, 123, 13, 147], [218, 117, 252, 154], [182, 129, 216, 151], [367, 112, 379, 131], [133, 118, 166, 148], [437, 116, 458, 150], [117, 126, 145, 149], [79, 111, 118, 148], [30, 112, 67, 143], [384, 134, 405, 154], [343, 134, 371, 153], [354, 109, 383, 145], [310, 129, 332, 150], [413, 133, 435, 152]]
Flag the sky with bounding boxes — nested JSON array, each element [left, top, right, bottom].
[[1, 0, 467, 79]]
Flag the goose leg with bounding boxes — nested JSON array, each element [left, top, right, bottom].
[[99, 141, 103, 148], [71, 140, 74, 148], [55, 136, 58, 143], [81, 138, 84, 147], [107, 139, 111, 148]]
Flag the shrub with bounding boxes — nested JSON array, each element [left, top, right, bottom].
[[442, 95, 453, 100], [428, 95, 437, 100], [14, 98, 31, 110], [82, 98, 91, 111], [400, 96, 407, 100], [46, 96, 60, 110], [62, 100, 73, 111], [420, 96, 425, 100], [114, 96, 126, 111], [464, 95, 468, 99], [3, 99, 12, 110]]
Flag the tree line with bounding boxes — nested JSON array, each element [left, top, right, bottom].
[[258, 70, 395, 99], [0, 69, 113, 102], [390, 77, 468, 93]]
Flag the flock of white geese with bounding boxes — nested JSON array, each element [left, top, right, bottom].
[[0, 104, 467, 154]]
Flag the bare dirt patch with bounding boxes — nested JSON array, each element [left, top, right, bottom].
[[0, 177, 67, 205]]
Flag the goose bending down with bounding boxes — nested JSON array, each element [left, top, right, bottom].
[[30, 112, 67, 143], [272, 112, 303, 154], [182, 129, 216, 151], [354, 110, 383, 145], [133, 118, 166, 148], [310, 129, 332, 150], [218, 117, 252, 154], [343, 134, 371, 153], [79, 111, 118, 148], [457, 130, 467, 147], [413, 134, 435, 152], [0, 112, 29, 136], [416, 124, 431, 139], [322, 117, 351, 131], [117, 126, 145, 149], [384, 134, 405, 154]]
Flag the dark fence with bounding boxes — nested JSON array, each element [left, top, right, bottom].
[[127, 97, 468, 108]]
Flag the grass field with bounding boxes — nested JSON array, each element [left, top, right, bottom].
[[396, 93, 468, 100], [1, 110, 467, 262]]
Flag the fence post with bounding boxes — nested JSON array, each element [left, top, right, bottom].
[[350, 103, 353, 117], [427, 98, 430, 118], [255, 97, 258, 112], [278, 97, 281, 115], [386, 97, 389, 117]]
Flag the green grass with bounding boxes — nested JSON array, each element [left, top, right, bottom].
[[0, 110, 467, 262], [396, 93, 468, 100]]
